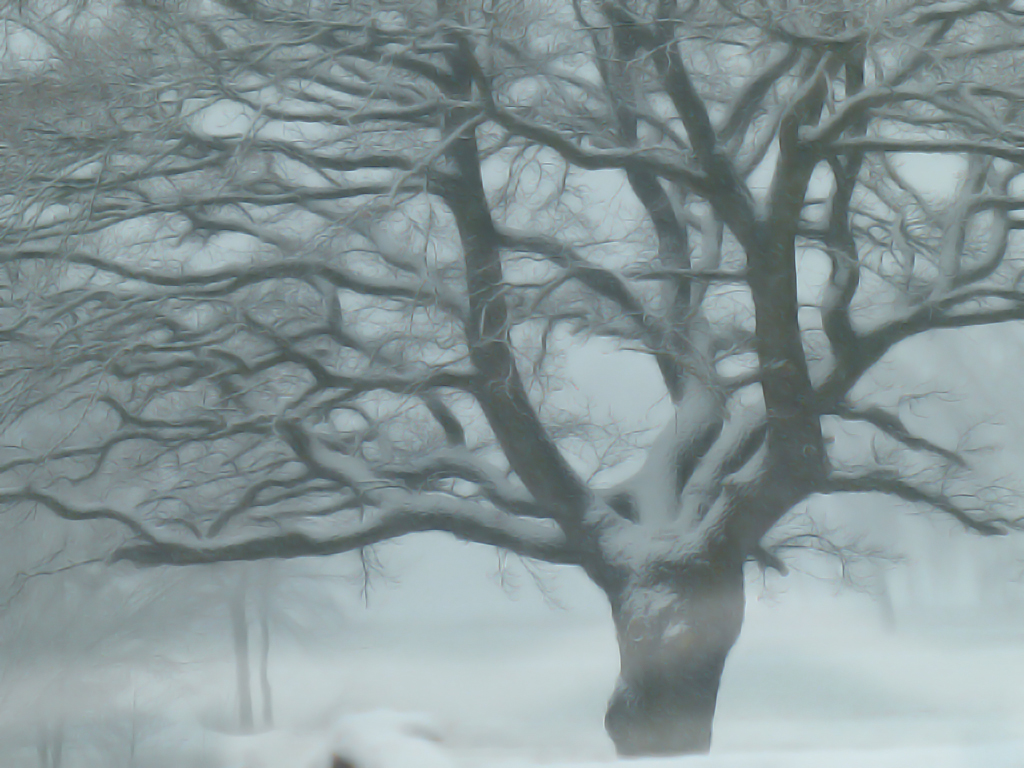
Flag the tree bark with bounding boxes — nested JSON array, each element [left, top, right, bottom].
[[603, 557, 745, 756]]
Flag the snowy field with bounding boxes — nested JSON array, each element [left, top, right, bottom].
[[2, 535, 1023, 767]]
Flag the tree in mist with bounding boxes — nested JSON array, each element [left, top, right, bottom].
[[229, 562, 280, 732], [5, 0, 1024, 756], [0, 512, 336, 758]]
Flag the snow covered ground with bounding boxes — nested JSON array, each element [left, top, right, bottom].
[[2, 536, 1023, 767]]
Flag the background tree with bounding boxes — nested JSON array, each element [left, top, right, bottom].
[[227, 561, 288, 732], [4, 0, 1024, 756], [0, 516, 348, 766]]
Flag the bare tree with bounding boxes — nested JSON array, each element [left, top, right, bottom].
[[228, 562, 280, 732], [5, 0, 1024, 755], [229, 567, 255, 733]]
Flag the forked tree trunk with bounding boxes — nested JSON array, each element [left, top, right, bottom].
[[603, 558, 745, 756]]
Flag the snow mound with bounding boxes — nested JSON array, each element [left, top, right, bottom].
[[213, 710, 456, 768], [215, 730, 327, 768], [326, 710, 455, 768], [494, 741, 1024, 768]]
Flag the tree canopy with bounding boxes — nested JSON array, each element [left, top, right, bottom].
[[4, 0, 1024, 755]]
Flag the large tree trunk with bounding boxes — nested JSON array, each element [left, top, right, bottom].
[[603, 558, 745, 756]]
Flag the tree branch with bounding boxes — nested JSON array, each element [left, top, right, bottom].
[[829, 404, 966, 467], [825, 470, 1012, 536], [113, 498, 575, 567]]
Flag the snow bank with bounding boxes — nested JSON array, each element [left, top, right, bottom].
[[214, 710, 457, 768], [488, 741, 1024, 768], [214, 730, 327, 768], [328, 710, 455, 768], [211, 709, 1023, 768]]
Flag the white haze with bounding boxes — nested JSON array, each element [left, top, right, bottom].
[[3, 335, 1024, 767], [1, 531, 1023, 767]]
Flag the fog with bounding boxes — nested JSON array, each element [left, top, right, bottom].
[[4, 332, 1024, 766], [2, 526, 1023, 767]]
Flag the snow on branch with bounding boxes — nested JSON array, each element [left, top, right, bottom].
[[484, 104, 710, 193], [272, 418, 569, 539], [378, 447, 547, 520], [3, 430, 572, 567], [612, 381, 724, 528], [4, 251, 438, 305], [112, 495, 573, 567]]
